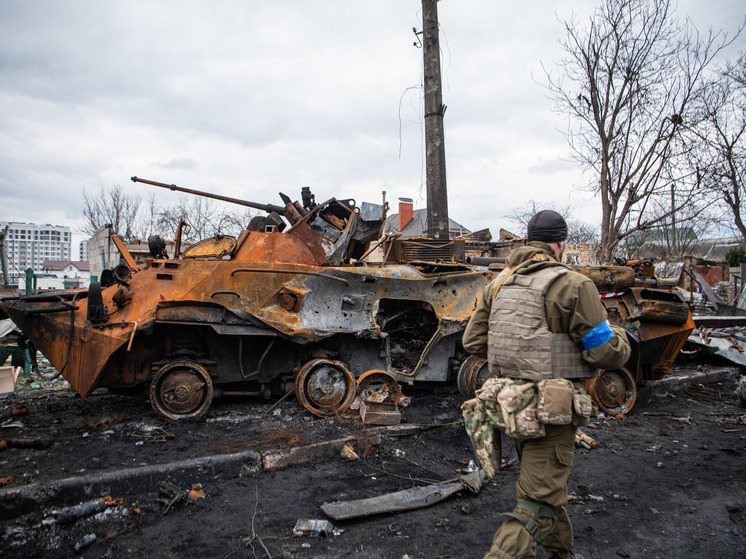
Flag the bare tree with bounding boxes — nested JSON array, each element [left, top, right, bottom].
[[82, 185, 256, 247], [687, 52, 746, 244], [155, 195, 254, 248], [81, 185, 143, 239], [622, 188, 717, 259], [544, 0, 736, 262], [508, 200, 599, 245]]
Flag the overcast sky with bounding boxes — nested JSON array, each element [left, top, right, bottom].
[[0, 1, 743, 249]]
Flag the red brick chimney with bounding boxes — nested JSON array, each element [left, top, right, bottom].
[[398, 197, 413, 231]]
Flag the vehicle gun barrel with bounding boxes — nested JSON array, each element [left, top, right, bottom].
[[131, 176, 287, 214]]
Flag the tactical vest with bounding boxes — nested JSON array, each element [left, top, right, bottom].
[[487, 265, 598, 381]]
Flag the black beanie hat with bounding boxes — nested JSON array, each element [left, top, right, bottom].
[[526, 210, 568, 243]]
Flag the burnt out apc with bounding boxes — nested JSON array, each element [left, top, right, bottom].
[[0, 178, 694, 419], [1, 178, 495, 419]]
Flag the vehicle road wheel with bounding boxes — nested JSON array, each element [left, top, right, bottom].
[[295, 359, 356, 417], [149, 360, 214, 420], [457, 356, 492, 399], [587, 367, 637, 415], [357, 369, 402, 404]]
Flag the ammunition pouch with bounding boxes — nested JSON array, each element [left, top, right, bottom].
[[469, 378, 544, 441], [571, 387, 594, 426], [497, 381, 544, 440], [536, 379, 574, 425], [466, 377, 595, 444]]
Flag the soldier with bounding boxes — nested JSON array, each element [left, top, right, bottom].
[[462, 210, 631, 559]]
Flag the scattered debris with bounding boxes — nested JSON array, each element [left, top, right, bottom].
[[686, 327, 746, 366], [74, 533, 97, 551], [127, 427, 175, 444], [360, 400, 401, 425], [0, 475, 13, 486], [54, 497, 121, 525], [11, 404, 26, 415], [0, 438, 52, 450], [158, 481, 188, 515], [576, 431, 598, 449], [320, 469, 486, 520], [292, 519, 339, 537], [188, 483, 205, 500], [737, 375, 746, 404], [0, 365, 19, 395], [340, 443, 359, 460], [684, 386, 721, 400], [668, 415, 693, 424], [75, 533, 96, 551]]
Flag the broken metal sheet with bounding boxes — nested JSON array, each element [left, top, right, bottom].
[[359, 400, 401, 425], [693, 315, 746, 328], [320, 469, 486, 520], [0, 318, 16, 339], [293, 518, 336, 537], [686, 331, 746, 366]]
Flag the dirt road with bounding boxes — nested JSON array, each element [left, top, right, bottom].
[[1, 363, 744, 558]]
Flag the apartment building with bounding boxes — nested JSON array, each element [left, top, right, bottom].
[[0, 221, 72, 285]]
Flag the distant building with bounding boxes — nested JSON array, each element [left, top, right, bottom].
[[0, 221, 72, 286], [26, 260, 91, 291], [385, 198, 470, 237], [87, 225, 173, 281], [79, 239, 89, 261]]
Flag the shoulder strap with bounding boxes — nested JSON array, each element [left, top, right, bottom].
[[492, 253, 561, 294]]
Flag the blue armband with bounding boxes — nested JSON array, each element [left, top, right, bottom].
[[581, 320, 614, 350]]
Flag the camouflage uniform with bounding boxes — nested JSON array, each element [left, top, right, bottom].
[[462, 241, 630, 559]]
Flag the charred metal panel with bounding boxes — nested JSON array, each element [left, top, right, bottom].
[[574, 265, 635, 292], [382, 237, 466, 263]]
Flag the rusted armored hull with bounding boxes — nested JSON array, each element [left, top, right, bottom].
[[1, 259, 494, 412]]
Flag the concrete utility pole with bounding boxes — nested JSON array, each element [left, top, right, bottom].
[[421, 0, 449, 240]]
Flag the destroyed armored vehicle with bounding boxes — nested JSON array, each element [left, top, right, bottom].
[[0, 178, 694, 419]]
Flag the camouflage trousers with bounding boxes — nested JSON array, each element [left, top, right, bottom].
[[484, 424, 576, 559]]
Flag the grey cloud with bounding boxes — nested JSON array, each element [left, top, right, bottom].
[[0, 0, 741, 238], [154, 158, 199, 170], [528, 158, 575, 175]]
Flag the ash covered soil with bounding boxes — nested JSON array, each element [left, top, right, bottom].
[[1, 362, 745, 559]]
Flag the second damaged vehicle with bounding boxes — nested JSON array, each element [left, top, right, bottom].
[[0, 178, 694, 419]]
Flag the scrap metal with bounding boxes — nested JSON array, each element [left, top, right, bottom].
[[320, 469, 487, 520]]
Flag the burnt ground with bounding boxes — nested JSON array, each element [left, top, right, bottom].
[[1, 360, 745, 559]]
